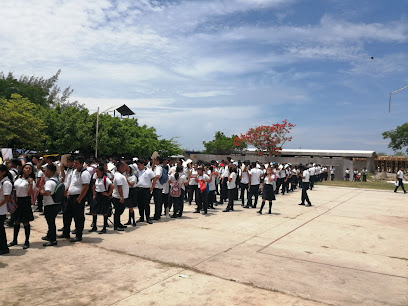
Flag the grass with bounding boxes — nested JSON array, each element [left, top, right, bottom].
[[318, 179, 395, 191]]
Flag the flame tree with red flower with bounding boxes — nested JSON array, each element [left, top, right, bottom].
[[234, 120, 295, 156]]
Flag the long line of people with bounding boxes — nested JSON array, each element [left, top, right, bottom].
[[0, 154, 326, 256]]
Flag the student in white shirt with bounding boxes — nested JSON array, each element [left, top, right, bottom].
[[298, 165, 312, 207], [111, 161, 130, 231], [124, 163, 137, 226], [0, 165, 13, 255], [59, 156, 91, 242], [245, 162, 263, 209], [239, 161, 250, 207], [151, 157, 164, 220], [394, 167, 407, 193], [224, 166, 237, 212], [258, 167, 276, 214], [89, 165, 114, 234], [194, 166, 211, 214], [187, 164, 199, 206], [207, 165, 218, 209], [40, 164, 61, 246], [8, 164, 35, 250], [169, 165, 188, 218], [135, 159, 155, 224]]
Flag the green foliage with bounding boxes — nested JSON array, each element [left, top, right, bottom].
[[382, 122, 408, 154], [0, 94, 47, 150], [0, 70, 183, 156], [203, 131, 246, 155], [0, 70, 73, 108]]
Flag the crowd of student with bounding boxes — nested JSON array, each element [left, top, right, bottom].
[[0, 154, 331, 255]]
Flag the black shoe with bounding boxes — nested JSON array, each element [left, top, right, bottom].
[[136, 218, 144, 222], [40, 212, 45, 216], [7, 241, 17, 247], [41, 236, 50, 241], [23, 241, 30, 249], [88, 227, 97, 232], [147, 219, 153, 224], [118, 224, 127, 229], [114, 227, 124, 231], [244, 206, 250, 209], [305, 204, 312, 207], [132, 221, 137, 227], [98, 228, 106, 234], [57, 234, 70, 239], [71, 229, 77, 234], [0, 249, 10, 255], [34, 208, 43, 212], [298, 203, 305, 205], [85, 212, 92, 215], [268, 210, 272, 214], [43, 241, 57, 247], [70, 237, 82, 243], [124, 221, 132, 225], [57, 227, 64, 232], [193, 210, 200, 213], [257, 210, 262, 214], [222, 209, 230, 212], [170, 214, 177, 218], [152, 216, 160, 220], [203, 212, 207, 215]]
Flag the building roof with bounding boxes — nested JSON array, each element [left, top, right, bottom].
[[246, 148, 377, 158], [102, 104, 135, 116]]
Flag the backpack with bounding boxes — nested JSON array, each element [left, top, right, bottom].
[[159, 167, 169, 185], [170, 180, 181, 198], [50, 178, 65, 204], [1, 180, 17, 213]]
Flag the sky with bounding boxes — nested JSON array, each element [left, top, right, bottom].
[[1, 0, 408, 154]]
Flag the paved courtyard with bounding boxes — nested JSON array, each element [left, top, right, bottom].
[[0, 185, 407, 306]]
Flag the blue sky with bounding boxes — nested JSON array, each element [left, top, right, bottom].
[[1, 0, 407, 153]]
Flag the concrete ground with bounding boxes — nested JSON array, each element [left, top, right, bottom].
[[0, 185, 407, 306]]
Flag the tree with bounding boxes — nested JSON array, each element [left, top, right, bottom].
[[37, 104, 94, 154], [203, 131, 246, 155], [382, 122, 408, 154], [0, 94, 47, 151], [234, 120, 295, 156], [0, 70, 73, 108]]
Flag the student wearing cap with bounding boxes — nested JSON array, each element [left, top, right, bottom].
[[135, 159, 155, 224]]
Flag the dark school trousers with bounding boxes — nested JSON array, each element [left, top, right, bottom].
[[310, 175, 315, 190], [137, 187, 151, 221], [220, 177, 228, 201], [172, 189, 185, 217], [196, 190, 208, 213], [247, 184, 260, 207], [153, 188, 163, 218], [301, 182, 311, 205], [188, 185, 198, 204], [44, 204, 61, 242], [112, 198, 126, 227], [394, 179, 406, 193], [240, 183, 249, 205], [63, 195, 85, 239], [0, 215, 8, 251]]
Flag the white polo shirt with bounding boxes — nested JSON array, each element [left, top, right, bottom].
[[302, 170, 310, 183], [239, 168, 249, 184], [0, 177, 12, 215], [227, 172, 237, 189], [14, 177, 30, 197], [153, 165, 163, 189], [68, 169, 92, 195], [397, 170, 404, 179], [250, 168, 263, 185], [112, 172, 129, 199], [43, 178, 58, 206], [136, 168, 155, 188]]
